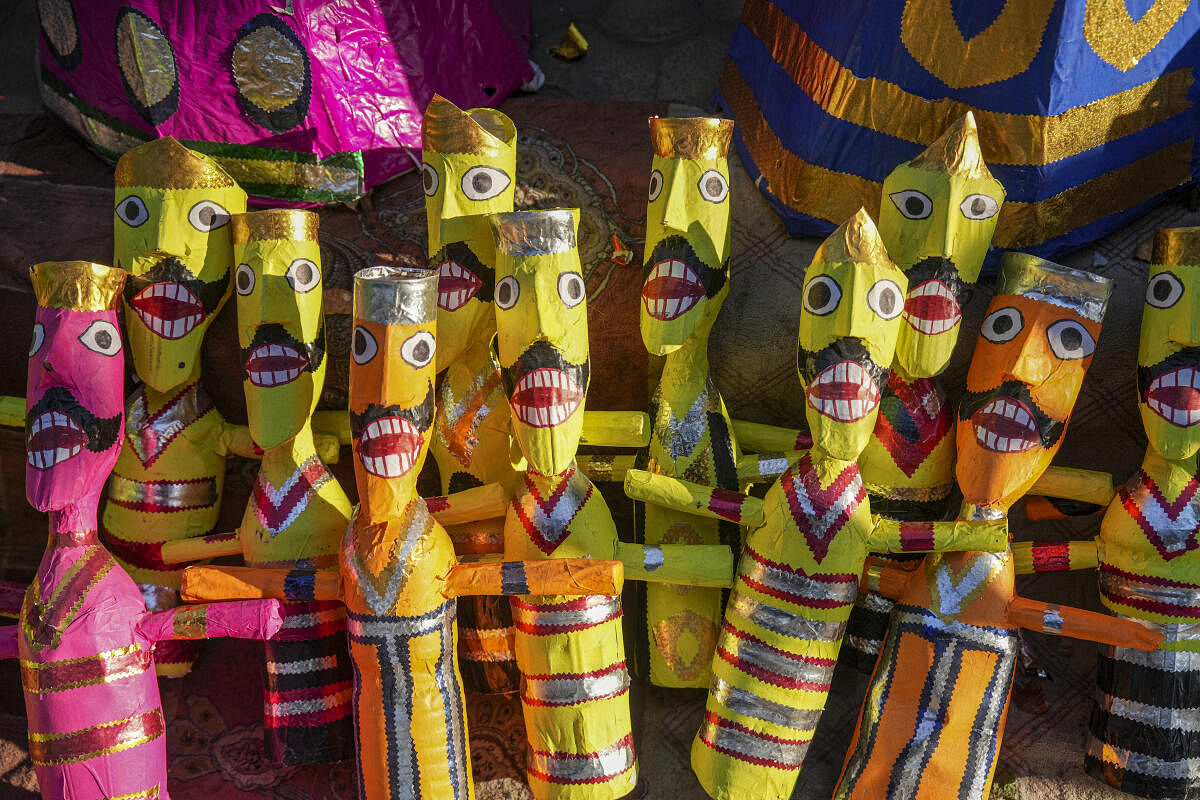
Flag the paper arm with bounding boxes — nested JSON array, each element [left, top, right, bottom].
[[623, 469, 765, 528], [180, 566, 341, 603], [1023, 495, 1105, 521], [737, 451, 806, 484], [576, 454, 638, 483], [1011, 539, 1099, 575], [580, 410, 651, 448], [865, 517, 1009, 554], [312, 410, 352, 446], [1007, 596, 1162, 650], [1028, 466, 1115, 507], [445, 559, 623, 597], [160, 531, 241, 565], [858, 561, 917, 602], [614, 541, 735, 587], [730, 419, 812, 453], [136, 598, 285, 642], [0, 626, 17, 659], [0, 396, 22, 428]]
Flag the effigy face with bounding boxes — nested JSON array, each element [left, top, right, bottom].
[[797, 209, 906, 462], [423, 95, 517, 369], [232, 210, 326, 450], [957, 253, 1111, 510], [114, 137, 247, 392], [880, 112, 1004, 380], [1139, 228, 1200, 461], [26, 262, 126, 513], [491, 209, 588, 476], [640, 116, 734, 356], [350, 265, 439, 517]]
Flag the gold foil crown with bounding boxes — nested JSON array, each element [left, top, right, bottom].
[[649, 117, 734, 160], [813, 208, 896, 269], [490, 209, 579, 257], [231, 210, 319, 244], [998, 253, 1113, 323], [114, 137, 240, 190], [30, 261, 126, 312], [908, 111, 992, 180], [422, 95, 516, 157], [354, 265, 437, 326], [1153, 227, 1200, 266]]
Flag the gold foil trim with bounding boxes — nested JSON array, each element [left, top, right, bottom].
[[1154, 227, 1200, 266], [653, 607, 718, 682], [649, 117, 734, 160], [907, 112, 991, 179], [213, 153, 360, 197], [115, 9, 177, 108], [114, 137, 237, 190], [1084, 0, 1189, 72], [997, 253, 1113, 322], [423, 94, 515, 156], [353, 265, 437, 325], [28, 708, 165, 766], [230, 209, 318, 243], [812, 208, 894, 268], [231, 24, 305, 112], [30, 261, 125, 312], [108, 789, 161, 800], [490, 209, 578, 256], [21, 643, 151, 693]]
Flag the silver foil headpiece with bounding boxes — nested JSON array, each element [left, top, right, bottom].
[[490, 209, 578, 257], [353, 265, 437, 325], [997, 253, 1113, 323]]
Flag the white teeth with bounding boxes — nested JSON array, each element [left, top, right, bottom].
[[1145, 367, 1200, 426], [849, 399, 863, 418], [1175, 408, 1190, 425], [384, 454, 402, 476], [665, 298, 679, 317], [1164, 372, 1176, 388], [901, 280, 962, 334]]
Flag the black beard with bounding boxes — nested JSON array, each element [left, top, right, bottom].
[[959, 379, 1064, 449], [643, 235, 728, 299], [430, 241, 496, 302], [123, 256, 231, 315], [797, 337, 890, 393], [239, 322, 326, 375], [904, 256, 971, 308], [498, 339, 590, 400], [26, 386, 121, 453], [1138, 346, 1200, 401], [350, 381, 435, 439]]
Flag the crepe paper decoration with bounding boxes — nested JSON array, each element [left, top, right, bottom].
[[834, 253, 1134, 800], [490, 209, 735, 800], [715, 0, 1200, 257], [178, 265, 626, 800], [16, 261, 284, 800], [631, 116, 744, 688], [35, 1, 534, 203], [549, 22, 589, 61]]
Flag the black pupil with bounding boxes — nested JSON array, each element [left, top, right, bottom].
[[1059, 326, 1082, 351], [971, 197, 986, 215], [498, 283, 512, 304], [354, 330, 367, 355], [238, 271, 251, 291], [650, 175, 660, 193], [567, 278, 581, 299], [94, 330, 112, 350], [472, 172, 492, 193], [124, 199, 139, 218], [423, 169, 435, 192], [905, 196, 925, 216], [294, 262, 312, 284], [706, 177, 722, 196], [413, 340, 430, 362], [993, 314, 1013, 334], [808, 281, 831, 310], [198, 206, 215, 225], [877, 289, 895, 315], [1154, 279, 1173, 301]]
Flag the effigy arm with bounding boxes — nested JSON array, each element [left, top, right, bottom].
[[426, 482, 509, 526], [623, 469, 765, 528], [576, 454, 639, 483], [0, 626, 17, 659], [160, 531, 241, 565], [730, 418, 812, 453], [180, 565, 341, 603], [736, 450, 807, 484], [866, 517, 1009, 554], [858, 561, 918, 602], [137, 598, 285, 642], [580, 410, 651, 447], [1011, 539, 1099, 575], [445, 558, 623, 598], [614, 542, 735, 587], [1007, 596, 1162, 650], [311, 409, 352, 446], [1028, 466, 1115, 506], [0, 396, 23, 428]]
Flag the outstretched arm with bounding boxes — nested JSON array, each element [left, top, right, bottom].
[[137, 599, 285, 643], [445, 559, 623, 597], [160, 531, 241, 565], [1011, 539, 1098, 575], [865, 517, 1009, 554], [426, 482, 509, 526], [0, 396, 24, 428], [180, 566, 341, 603], [576, 454, 639, 483], [623, 469, 765, 528], [311, 410, 353, 446], [614, 542, 735, 588], [730, 419, 812, 453], [1028, 466, 1115, 507], [0, 626, 17, 659], [580, 410, 651, 448], [737, 450, 806, 484], [1007, 596, 1161, 650]]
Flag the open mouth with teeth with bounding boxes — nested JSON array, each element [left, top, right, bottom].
[[245, 344, 308, 387], [903, 280, 961, 336], [26, 411, 89, 470], [971, 397, 1040, 453], [1145, 367, 1200, 427], [130, 282, 205, 339], [806, 361, 881, 422], [438, 260, 483, 311], [357, 416, 423, 478], [510, 368, 584, 428], [642, 259, 706, 321]]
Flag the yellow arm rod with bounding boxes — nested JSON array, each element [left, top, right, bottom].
[[312, 409, 353, 446], [426, 482, 508, 526], [1029, 466, 1115, 507], [623, 469, 765, 528], [0, 396, 23, 428], [580, 410, 651, 447], [866, 518, 1009, 555], [160, 532, 241, 565], [180, 565, 341, 603], [731, 419, 811, 453], [736, 451, 806, 484], [615, 542, 735, 588], [1011, 539, 1099, 575], [576, 454, 639, 483]]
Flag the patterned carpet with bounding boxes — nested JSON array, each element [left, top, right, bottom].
[[0, 97, 1195, 798]]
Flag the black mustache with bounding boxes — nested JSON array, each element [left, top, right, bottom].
[[1138, 346, 1200, 399], [905, 256, 970, 306], [959, 380, 1064, 448], [26, 386, 121, 453], [350, 381, 436, 438], [240, 322, 326, 374], [430, 241, 495, 302], [644, 235, 728, 299], [498, 339, 590, 399], [123, 256, 231, 314], [797, 337, 890, 391]]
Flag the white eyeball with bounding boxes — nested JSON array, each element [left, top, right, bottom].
[[647, 169, 664, 202], [460, 166, 511, 201], [558, 272, 586, 308], [981, 306, 1023, 344], [401, 330, 436, 368], [1146, 271, 1184, 309], [286, 258, 321, 293], [495, 276, 519, 310], [867, 279, 903, 320], [116, 195, 149, 227], [889, 189, 933, 220], [235, 263, 255, 296], [351, 325, 377, 365], [802, 274, 841, 316], [420, 162, 439, 197], [29, 322, 44, 357], [1046, 319, 1095, 361], [959, 194, 999, 221], [697, 170, 729, 203], [78, 319, 121, 356], [187, 200, 230, 232]]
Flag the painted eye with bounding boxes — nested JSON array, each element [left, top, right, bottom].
[[648, 169, 664, 202], [495, 276, 519, 310], [460, 166, 510, 201], [351, 325, 377, 364], [981, 306, 1023, 344], [867, 279, 903, 320], [286, 258, 321, 293], [187, 200, 230, 232], [78, 320, 121, 356], [29, 323, 44, 357], [697, 170, 729, 203], [420, 162, 439, 197], [235, 263, 255, 296], [401, 330, 436, 368], [558, 272, 586, 308], [802, 275, 841, 316], [960, 193, 999, 221], [1047, 319, 1095, 361], [1146, 271, 1184, 309], [115, 195, 149, 227], [889, 190, 933, 220]]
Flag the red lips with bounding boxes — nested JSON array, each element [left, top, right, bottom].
[[130, 283, 205, 340], [438, 261, 482, 311], [903, 280, 961, 336], [510, 368, 584, 428], [806, 361, 881, 422], [245, 344, 308, 387], [26, 411, 89, 470], [642, 259, 705, 320], [971, 397, 1039, 453], [357, 416, 423, 478], [1145, 367, 1200, 427]]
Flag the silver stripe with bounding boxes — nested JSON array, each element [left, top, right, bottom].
[[347, 606, 452, 639], [522, 663, 630, 705], [894, 608, 1017, 653], [108, 473, 217, 509], [267, 691, 349, 716], [709, 675, 824, 731], [528, 734, 635, 782], [698, 716, 809, 769], [719, 623, 836, 687], [1096, 691, 1200, 732], [1110, 643, 1200, 672], [844, 634, 881, 656], [727, 590, 846, 642], [1086, 733, 1200, 780], [281, 607, 345, 629], [756, 456, 790, 479], [855, 590, 898, 615], [267, 655, 336, 675], [491, 209, 577, 256], [643, 546, 664, 573], [741, 551, 858, 606], [1100, 570, 1200, 613], [511, 594, 621, 630]]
